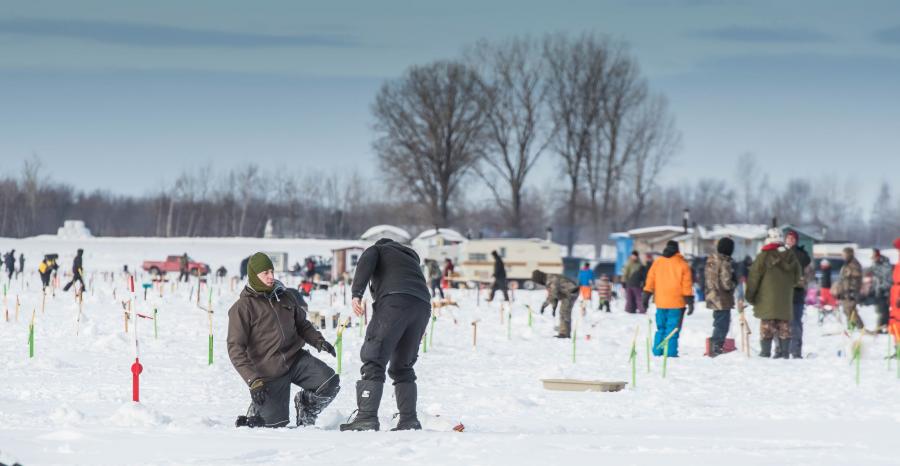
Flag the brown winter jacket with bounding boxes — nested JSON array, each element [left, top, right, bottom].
[[227, 282, 325, 385], [704, 253, 736, 311], [836, 256, 863, 299]]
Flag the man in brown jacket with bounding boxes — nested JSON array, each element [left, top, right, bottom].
[[837, 247, 864, 330], [705, 238, 736, 356], [227, 252, 338, 428]]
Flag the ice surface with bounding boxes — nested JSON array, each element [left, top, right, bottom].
[[0, 236, 897, 465]]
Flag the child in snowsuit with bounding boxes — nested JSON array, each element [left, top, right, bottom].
[[705, 238, 736, 356], [642, 241, 694, 357], [577, 262, 595, 302], [596, 274, 612, 312]]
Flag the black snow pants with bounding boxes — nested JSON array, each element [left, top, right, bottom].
[[360, 293, 430, 384], [489, 280, 509, 302], [63, 271, 86, 292], [249, 350, 339, 428]]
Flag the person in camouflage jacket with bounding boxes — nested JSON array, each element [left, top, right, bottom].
[[705, 238, 736, 355], [867, 249, 892, 331], [533, 269, 578, 338], [836, 247, 864, 329]]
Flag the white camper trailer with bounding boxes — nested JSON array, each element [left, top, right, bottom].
[[452, 238, 563, 289]]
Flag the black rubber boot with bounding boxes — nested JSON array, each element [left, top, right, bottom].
[[759, 338, 772, 358], [340, 380, 382, 432], [391, 382, 422, 431], [774, 339, 790, 359], [295, 380, 340, 427]]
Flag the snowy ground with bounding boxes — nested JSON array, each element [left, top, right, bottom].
[[1, 237, 898, 465]]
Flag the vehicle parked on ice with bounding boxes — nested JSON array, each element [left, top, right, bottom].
[[451, 238, 563, 289], [142, 255, 210, 276]]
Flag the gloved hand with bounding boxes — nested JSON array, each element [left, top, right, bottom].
[[315, 339, 337, 357], [684, 296, 695, 316], [249, 379, 268, 406], [642, 291, 652, 310]]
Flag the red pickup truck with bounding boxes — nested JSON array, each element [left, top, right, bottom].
[[142, 255, 210, 276]]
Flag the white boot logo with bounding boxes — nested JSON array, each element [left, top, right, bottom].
[[362, 390, 370, 398]]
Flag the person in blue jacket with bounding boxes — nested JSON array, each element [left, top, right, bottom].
[[577, 262, 595, 302]]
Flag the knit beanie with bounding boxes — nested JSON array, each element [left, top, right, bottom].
[[662, 240, 679, 258], [247, 252, 274, 292], [717, 237, 735, 256]]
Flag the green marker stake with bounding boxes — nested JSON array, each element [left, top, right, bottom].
[[208, 334, 213, 365], [335, 334, 344, 374], [528, 306, 533, 328], [851, 340, 861, 386], [572, 329, 577, 364], [28, 322, 34, 358], [656, 328, 679, 379], [629, 345, 637, 388], [153, 308, 158, 339]]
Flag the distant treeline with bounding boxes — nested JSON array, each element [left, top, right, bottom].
[[1, 154, 897, 249]]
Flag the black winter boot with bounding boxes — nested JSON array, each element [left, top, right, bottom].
[[759, 338, 772, 358], [295, 379, 340, 427], [774, 339, 790, 359], [340, 380, 382, 432], [391, 382, 422, 431]]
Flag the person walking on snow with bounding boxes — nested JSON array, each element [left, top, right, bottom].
[[622, 251, 644, 313], [16, 252, 24, 278], [62, 249, 86, 293], [642, 240, 694, 357], [746, 229, 801, 359], [227, 252, 339, 428], [532, 269, 578, 338], [3, 250, 14, 280], [341, 238, 432, 432], [577, 262, 595, 302], [705, 237, 736, 356], [785, 230, 812, 358], [487, 250, 509, 302], [178, 253, 189, 282], [867, 248, 893, 333], [836, 247, 864, 330], [596, 274, 612, 312], [426, 259, 444, 299]]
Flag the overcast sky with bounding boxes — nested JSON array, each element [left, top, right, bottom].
[[1, 0, 899, 206]]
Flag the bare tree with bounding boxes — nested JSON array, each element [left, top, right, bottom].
[[623, 96, 680, 227], [372, 60, 488, 226], [584, 46, 646, 236], [544, 33, 609, 251], [467, 37, 554, 236]]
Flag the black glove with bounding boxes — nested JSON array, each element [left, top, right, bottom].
[[642, 291, 652, 310], [316, 339, 337, 357], [684, 296, 695, 316], [249, 379, 267, 405]]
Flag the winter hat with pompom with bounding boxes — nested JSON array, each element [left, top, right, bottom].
[[765, 228, 784, 245]]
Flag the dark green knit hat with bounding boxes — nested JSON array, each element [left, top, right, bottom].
[[247, 252, 274, 292]]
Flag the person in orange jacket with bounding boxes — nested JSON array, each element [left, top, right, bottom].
[[890, 237, 900, 344], [643, 240, 694, 357]]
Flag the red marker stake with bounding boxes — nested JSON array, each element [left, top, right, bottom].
[[132, 357, 143, 402], [129, 272, 142, 402]]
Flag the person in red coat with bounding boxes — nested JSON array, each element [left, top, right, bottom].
[[890, 238, 900, 344]]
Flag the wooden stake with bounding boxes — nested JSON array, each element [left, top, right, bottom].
[[471, 320, 479, 348]]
